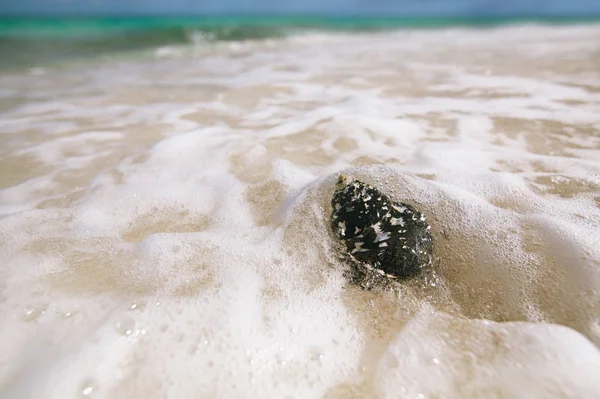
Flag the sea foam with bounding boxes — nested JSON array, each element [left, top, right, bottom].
[[1, 24, 600, 398]]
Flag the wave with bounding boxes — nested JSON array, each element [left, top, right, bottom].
[[1, 15, 598, 70]]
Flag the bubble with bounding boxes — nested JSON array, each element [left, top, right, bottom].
[[79, 379, 96, 397], [308, 347, 324, 363], [115, 318, 136, 337], [129, 301, 146, 311], [22, 305, 46, 322]]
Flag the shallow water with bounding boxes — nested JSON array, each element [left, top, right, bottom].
[[1, 24, 600, 398]]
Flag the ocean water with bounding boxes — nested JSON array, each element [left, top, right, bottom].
[[1, 17, 600, 398]]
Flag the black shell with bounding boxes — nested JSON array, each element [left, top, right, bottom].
[[331, 175, 433, 282]]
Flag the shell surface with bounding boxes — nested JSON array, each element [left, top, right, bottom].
[[331, 174, 433, 284]]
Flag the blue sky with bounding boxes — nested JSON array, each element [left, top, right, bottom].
[[1, 0, 600, 16]]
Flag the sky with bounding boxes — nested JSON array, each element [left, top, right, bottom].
[[1, 0, 600, 16]]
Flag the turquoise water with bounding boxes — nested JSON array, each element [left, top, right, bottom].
[[1, 15, 599, 70]]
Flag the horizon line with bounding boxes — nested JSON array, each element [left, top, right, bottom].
[[2, 13, 600, 19]]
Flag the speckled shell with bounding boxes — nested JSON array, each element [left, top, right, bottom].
[[331, 175, 433, 280]]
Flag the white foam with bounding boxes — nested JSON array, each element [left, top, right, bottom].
[[376, 309, 600, 398], [1, 24, 600, 398]]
